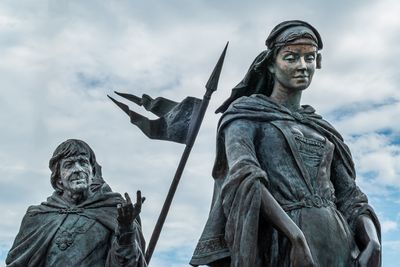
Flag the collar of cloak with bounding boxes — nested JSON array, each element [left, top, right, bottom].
[[212, 94, 355, 180], [27, 185, 123, 231]]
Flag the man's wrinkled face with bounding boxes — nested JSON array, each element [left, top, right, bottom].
[[59, 155, 93, 194]]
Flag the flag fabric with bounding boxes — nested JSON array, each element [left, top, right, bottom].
[[108, 93, 202, 144], [107, 43, 228, 265]]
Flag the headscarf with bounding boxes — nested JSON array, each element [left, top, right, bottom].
[[215, 20, 323, 113]]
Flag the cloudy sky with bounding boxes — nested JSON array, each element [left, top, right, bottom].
[[0, 0, 399, 266]]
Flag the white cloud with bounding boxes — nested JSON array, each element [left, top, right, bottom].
[[382, 220, 398, 234], [1, 1, 400, 266]]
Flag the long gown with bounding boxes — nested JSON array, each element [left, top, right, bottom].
[[190, 94, 380, 267]]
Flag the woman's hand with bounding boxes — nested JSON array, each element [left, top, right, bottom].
[[357, 240, 381, 267], [355, 215, 381, 267], [290, 234, 316, 267]]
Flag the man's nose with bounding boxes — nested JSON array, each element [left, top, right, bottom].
[[72, 162, 85, 172]]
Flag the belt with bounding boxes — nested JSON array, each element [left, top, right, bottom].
[[281, 195, 335, 211]]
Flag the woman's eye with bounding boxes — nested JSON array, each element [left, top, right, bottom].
[[284, 55, 296, 62], [305, 55, 315, 62]]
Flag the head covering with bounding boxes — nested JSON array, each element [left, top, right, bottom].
[[266, 20, 323, 49], [216, 20, 323, 113]]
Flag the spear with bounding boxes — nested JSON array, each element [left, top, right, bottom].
[[144, 42, 229, 264]]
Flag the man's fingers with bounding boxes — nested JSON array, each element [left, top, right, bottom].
[[117, 203, 124, 218], [136, 190, 141, 205], [118, 191, 143, 222], [124, 192, 132, 204]]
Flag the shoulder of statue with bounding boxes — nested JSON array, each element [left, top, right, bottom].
[[26, 204, 42, 214], [89, 183, 124, 204], [25, 200, 56, 218], [228, 93, 268, 107]]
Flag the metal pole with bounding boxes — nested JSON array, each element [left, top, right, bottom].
[[145, 43, 228, 264]]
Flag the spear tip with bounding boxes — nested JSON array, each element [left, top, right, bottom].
[[205, 41, 229, 92]]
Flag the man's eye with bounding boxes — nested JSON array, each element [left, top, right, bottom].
[[79, 160, 89, 165], [64, 162, 72, 168]]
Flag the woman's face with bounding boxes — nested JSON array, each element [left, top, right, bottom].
[[269, 39, 317, 92]]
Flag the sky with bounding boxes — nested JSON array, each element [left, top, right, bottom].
[[0, 0, 399, 266]]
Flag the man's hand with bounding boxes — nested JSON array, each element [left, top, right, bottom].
[[117, 190, 145, 229]]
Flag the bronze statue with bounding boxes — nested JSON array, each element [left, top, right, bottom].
[[6, 139, 146, 266], [191, 20, 381, 267]]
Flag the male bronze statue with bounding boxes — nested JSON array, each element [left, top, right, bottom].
[[6, 139, 146, 266]]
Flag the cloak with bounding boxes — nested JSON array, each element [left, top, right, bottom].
[[190, 94, 380, 266], [6, 183, 145, 267]]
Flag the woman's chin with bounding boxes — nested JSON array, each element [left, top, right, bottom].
[[288, 85, 310, 92]]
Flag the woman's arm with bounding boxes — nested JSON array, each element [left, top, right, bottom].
[[331, 151, 381, 266], [355, 215, 381, 267], [260, 186, 315, 267], [223, 119, 315, 267], [260, 186, 307, 242]]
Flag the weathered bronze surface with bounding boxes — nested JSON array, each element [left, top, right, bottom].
[[191, 20, 381, 267], [6, 139, 146, 267]]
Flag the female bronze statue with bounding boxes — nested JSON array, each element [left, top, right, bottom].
[[191, 20, 381, 267]]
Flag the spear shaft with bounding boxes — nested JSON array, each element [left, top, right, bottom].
[[145, 43, 228, 264]]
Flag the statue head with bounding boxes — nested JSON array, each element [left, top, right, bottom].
[[216, 20, 323, 113], [266, 21, 322, 93], [49, 139, 97, 195]]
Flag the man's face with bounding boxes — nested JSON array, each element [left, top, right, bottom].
[[59, 155, 93, 195]]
